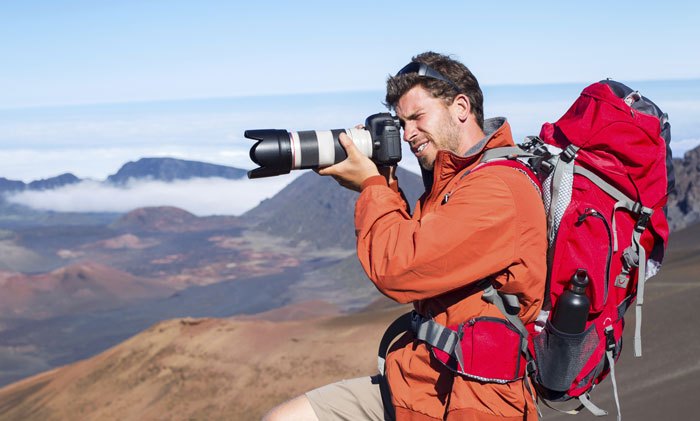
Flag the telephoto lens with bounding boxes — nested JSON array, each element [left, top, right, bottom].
[[245, 128, 372, 178], [245, 112, 401, 179]]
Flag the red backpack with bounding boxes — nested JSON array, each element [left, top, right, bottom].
[[378, 80, 673, 420], [483, 79, 673, 419]]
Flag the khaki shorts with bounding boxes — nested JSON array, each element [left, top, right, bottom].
[[305, 375, 394, 421]]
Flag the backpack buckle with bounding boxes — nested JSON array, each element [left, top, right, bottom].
[[604, 326, 617, 357], [409, 310, 422, 333], [635, 209, 653, 233], [560, 145, 578, 163], [526, 359, 538, 377]]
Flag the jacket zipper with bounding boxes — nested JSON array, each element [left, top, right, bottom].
[[577, 208, 613, 305]]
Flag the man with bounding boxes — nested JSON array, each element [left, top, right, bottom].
[[264, 52, 546, 420]]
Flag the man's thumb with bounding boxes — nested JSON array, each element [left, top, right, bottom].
[[338, 133, 360, 158]]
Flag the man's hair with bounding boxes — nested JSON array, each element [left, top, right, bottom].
[[385, 52, 484, 129]]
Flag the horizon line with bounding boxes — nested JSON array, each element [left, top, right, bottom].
[[2, 77, 698, 112]]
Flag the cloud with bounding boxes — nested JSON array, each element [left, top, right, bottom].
[[5, 174, 301, 216]]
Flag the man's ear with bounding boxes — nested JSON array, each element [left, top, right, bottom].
[[452, 94, 471, 123]]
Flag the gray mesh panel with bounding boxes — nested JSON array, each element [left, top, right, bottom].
[[542, 174, 553, 213], [534, 322, 599, 392], [549, 170, 574, 246]]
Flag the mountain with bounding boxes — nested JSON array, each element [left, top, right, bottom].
[[242, 167, 424, 249], [1, 221, 699, 420], [1, 158, 249, 195], [106, 157, 247, 185], [0, 173, 80, 194], [27, 173, 80, 191], [0, 178, 25, 193], [0, 150, 698, 418], [0, 262, 173, 320], [110, 206, 242, 233], [667, 144, 700, 231]]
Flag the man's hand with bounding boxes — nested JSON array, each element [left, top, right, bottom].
[[317, 133, 380, 192]]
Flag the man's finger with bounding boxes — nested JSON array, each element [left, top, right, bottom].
[[338, 133, 361, 158]]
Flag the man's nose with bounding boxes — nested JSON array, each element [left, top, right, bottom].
[[402, 122, 416, 142]]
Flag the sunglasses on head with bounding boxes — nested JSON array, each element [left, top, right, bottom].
[[395, 62, 460, 92]]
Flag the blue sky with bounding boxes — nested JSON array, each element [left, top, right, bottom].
[[2, 1, 699, 216], [2, 0, 699, 108]]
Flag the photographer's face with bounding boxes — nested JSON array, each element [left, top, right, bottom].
[[396, 86, 462, 171]]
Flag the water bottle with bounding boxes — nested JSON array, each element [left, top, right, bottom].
[[551, 269, 591, 334]]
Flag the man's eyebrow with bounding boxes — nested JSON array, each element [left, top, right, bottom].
[[401, 109, 422, 120], [405, 112, 421, 121]]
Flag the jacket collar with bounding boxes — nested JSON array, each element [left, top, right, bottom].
[[421, 117, 515, 191]]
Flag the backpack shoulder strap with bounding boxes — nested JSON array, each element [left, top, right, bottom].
[[470, 146, 542, 193]]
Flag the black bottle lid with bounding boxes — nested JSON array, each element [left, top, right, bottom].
[[571, 269, 589, 292]]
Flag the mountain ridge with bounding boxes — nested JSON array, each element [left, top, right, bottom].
[[106, 157, 247, 185], [0, 157, 249, 193]]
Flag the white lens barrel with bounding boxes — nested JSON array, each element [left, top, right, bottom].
[[288, 128, 373, 169], [316, 130, 336, 167], [345, 128, 373, 159]]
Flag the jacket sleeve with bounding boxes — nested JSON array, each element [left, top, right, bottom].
[[355, 170, 518, 303]]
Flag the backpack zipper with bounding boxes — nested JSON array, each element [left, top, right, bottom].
[[577, 208, 613, 305], [467, 316, 521, 334]]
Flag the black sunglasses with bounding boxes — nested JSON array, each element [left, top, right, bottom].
[[395, 62, 460, 92]]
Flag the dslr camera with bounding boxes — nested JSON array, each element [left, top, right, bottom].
[[245, 113, 402, 179]]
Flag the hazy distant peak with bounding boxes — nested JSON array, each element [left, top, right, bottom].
[[106, 157, 247, 185], [0, 173, 81, 193], [28, 173, 80, 191], [0, 177, 26, 193]]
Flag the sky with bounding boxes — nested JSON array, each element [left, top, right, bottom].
[[1, 0, 699, 108], [1, 1, 699, 216]]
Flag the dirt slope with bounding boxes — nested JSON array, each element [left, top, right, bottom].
[[0, 305, 407, 420]]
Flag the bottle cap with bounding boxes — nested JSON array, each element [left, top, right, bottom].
[[572, 269, 589, 288]]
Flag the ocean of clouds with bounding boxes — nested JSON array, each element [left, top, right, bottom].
[[5, 174, 301, 216]]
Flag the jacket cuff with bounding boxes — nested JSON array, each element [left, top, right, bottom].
[[361, 175, 388, 191]]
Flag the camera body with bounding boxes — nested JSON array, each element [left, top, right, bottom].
[[245, 112, 402, 179], [363, 112, 403, 167]]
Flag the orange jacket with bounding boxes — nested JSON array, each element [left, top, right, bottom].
[[355, 118, 546, 420]]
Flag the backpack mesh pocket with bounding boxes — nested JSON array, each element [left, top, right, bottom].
[[534, 321, 599, 393]]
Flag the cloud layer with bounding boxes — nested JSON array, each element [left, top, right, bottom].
[[6, 174, 300, 216]]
